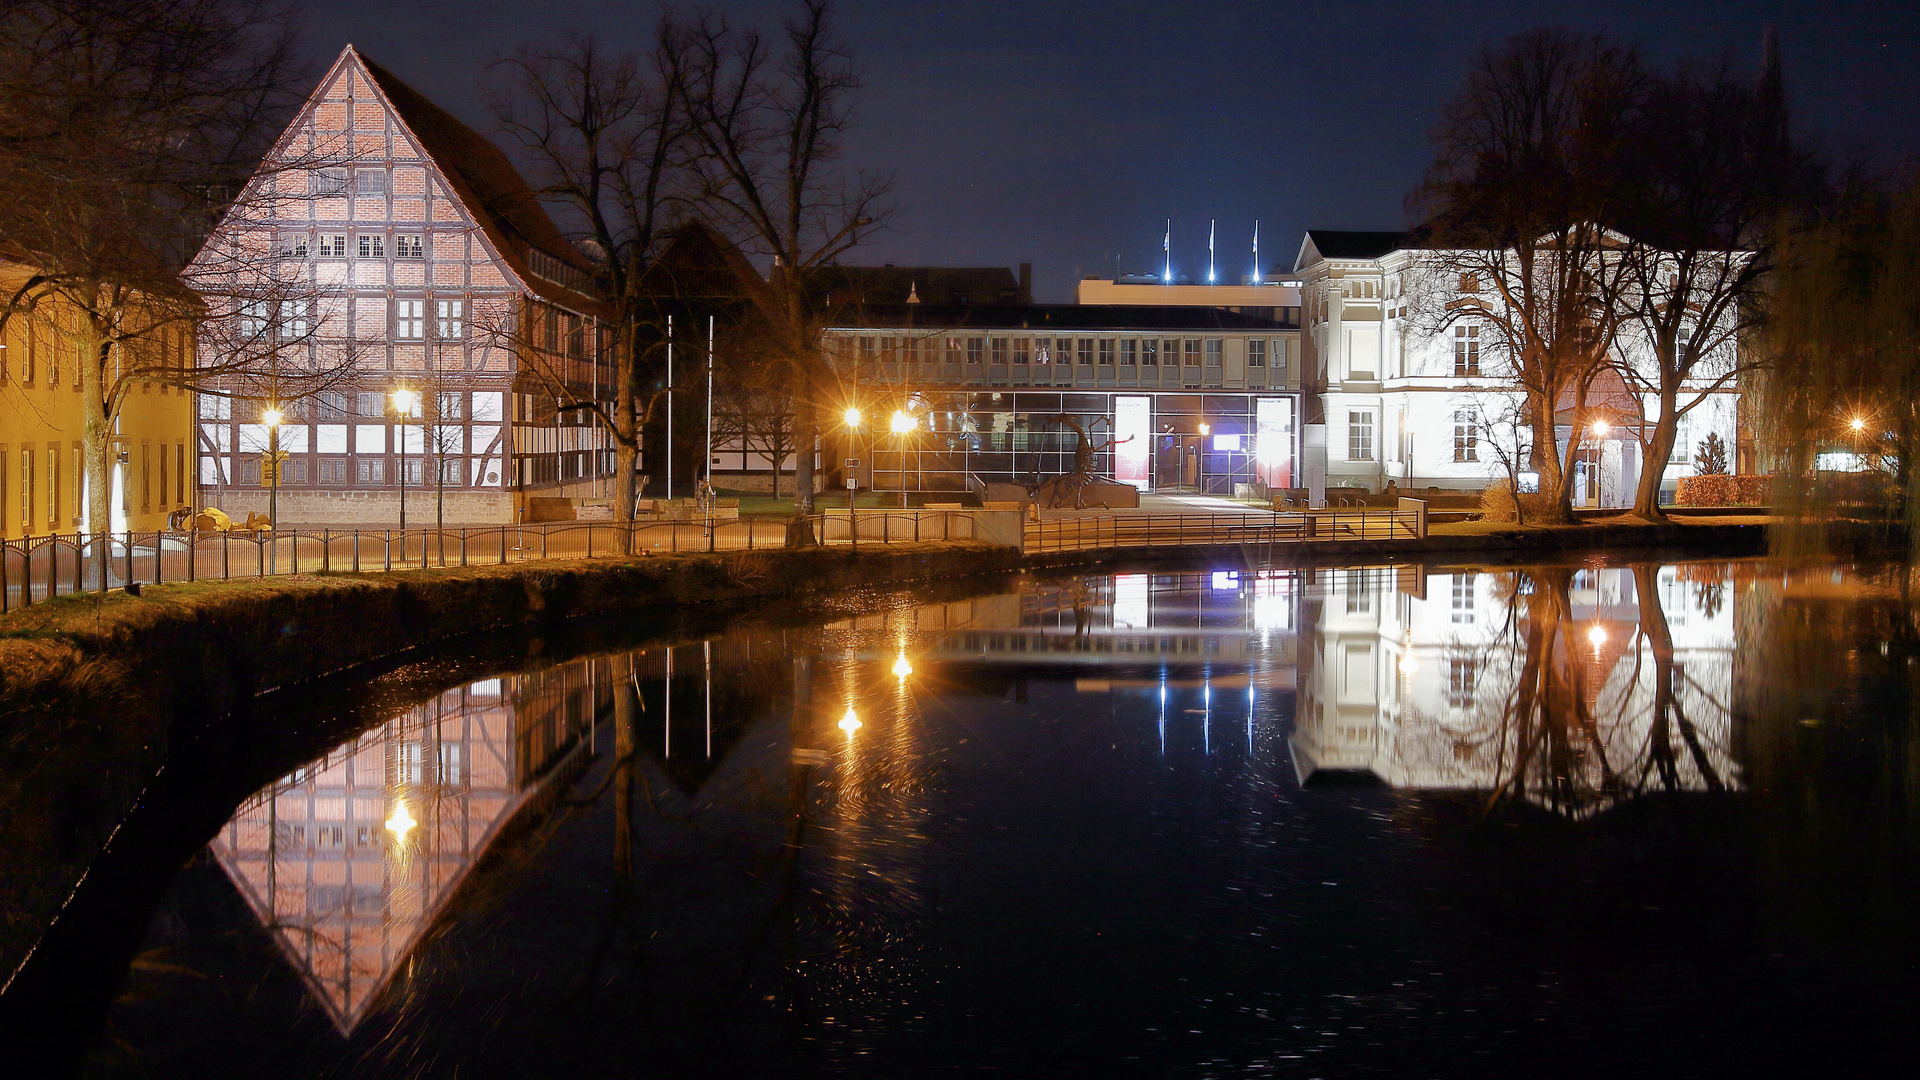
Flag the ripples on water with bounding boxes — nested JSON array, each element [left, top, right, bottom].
[[69, 558, 1920, 1076]]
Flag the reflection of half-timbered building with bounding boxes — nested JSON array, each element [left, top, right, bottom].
[[190, 46, 616, 525], [209, 666, 595, 1031]]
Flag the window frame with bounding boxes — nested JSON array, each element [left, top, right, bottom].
[[1348, 410, 1375, 461]]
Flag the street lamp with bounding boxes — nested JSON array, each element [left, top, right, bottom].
[[1197, 423, 1211, 494], [1591, 419, 1610, 438], [890, 409, 916, 508], [391, 388, 420, 532], [1849, 416, 1867, 433]]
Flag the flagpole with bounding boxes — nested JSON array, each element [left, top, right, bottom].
[[1208, 219, 1216, 283], [1162, 218, 1171, 283], [1252, 220, 1260, 284]]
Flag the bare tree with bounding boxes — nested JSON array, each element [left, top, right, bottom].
[[488, 29, 697, 534], [0, 0, 330, 535], [1410, 29, 1648, 522], [712, 335, 797, 497], [679, 0, 892, 515], [1612, 42, 1808, 517]]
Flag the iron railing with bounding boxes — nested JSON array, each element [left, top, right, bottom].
[[0, 513, 995, 611], [1024, 508, 1426, 553]]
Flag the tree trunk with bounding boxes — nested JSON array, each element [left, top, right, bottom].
[[1634, 388, 1679, 519], [793, 392, 817, 515], [1528, 388, 1575, 524], [82, 329, 113, 581]]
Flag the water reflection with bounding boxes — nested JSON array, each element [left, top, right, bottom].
[[1293, 563, 1737, 815], [93, 559, 1917, 1076], [208, 668, 597, 1031]]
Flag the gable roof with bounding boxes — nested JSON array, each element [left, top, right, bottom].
[[348, 47, 602, 311], [1294, 230, 1409, 271]]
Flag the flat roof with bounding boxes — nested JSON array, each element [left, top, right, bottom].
[[827, 303, 1297, 332]]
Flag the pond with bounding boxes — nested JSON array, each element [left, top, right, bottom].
[[42, 558, 1920, 1076]]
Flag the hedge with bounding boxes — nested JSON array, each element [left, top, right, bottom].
[[1674, 474, 1772, 506]]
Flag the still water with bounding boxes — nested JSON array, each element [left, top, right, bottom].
[[73, 559, 1920, 1076]]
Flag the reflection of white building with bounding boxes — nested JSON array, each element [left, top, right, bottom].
[[209, 664, 596, 1030], [1293, 563, 1740, 815], [1296, 231, 1744, 505]]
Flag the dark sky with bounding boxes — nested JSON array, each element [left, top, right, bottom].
[[305, 0, 1920, 301]]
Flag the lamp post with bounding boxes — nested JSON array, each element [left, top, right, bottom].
[[391, 388, 420, 533], [263, 405, 283, 569], [1198, 422, 1211, 494], [843, 406, 861, 546], [890, 409, 916, 508]]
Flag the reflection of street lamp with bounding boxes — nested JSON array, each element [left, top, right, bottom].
[[391, 388, 420, 544], [385, 798, 417, 838], [892, 652, 914, 678], [1197, 423, 1212, 493], [1850, 416, 1867, 433], [839, 706, 862, 733]]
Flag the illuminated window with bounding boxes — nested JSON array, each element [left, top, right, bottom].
[[395, 300, 424, 340], [436, 300, 464, 339], [1184, 340, 1200, 366], [967, 337, 984, 364], [1453, 325, 1480, 377], [317, 233, 347, 257], [1452, 410, 1478, 462], [1012, 337, 1029, 364], [991, 337, 1008, 364], [357, 233, 385, 259], [1141, 340, 1157, 367], [1348, 410, 1374, 460], [396, 234, 423, 258], [1248, 339, 1266, 367]]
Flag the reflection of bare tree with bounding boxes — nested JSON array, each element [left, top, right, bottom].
[[1629, 564, 1727, 794]]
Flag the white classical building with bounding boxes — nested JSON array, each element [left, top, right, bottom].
[[1294, 230, 1744, 506]]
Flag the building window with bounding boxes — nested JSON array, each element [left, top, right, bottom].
[[317, 233, 346, 257], [1012, 337, 1029, 364], [1670, 420, 1691, 464], [1077, 339, 1094, 365], [279, 300, 310, 340], [396, 300, 424, 340], [967, 337, 984, 364], [1448, 658, 1477, 708], [312, 169, 347, 195], [1205, 339, 1222, 367], [355, 170, 387, 195], [356, 458, 385, 484], [357, 233, 385, 259], [1141, 339, 1157, 366], [1247, 339, 1266, 367], [275, 234, 308, 258], [176, 444, 185, 503], [1345, 570, 1373, 615], [403, 458, 426, 485], [991, 337, 1008, 364], [1453, 410, 1479, 462], [1120, 339, 1136, 365], [396, 234, 424, 258], [1459, 272, 1480, 293], [1348, 410, 1374, 460], [317, 392, 348, 419], [435, 299, 464, 339], [1098, 339, 1114, 365], [1451, 572, 1477, 624], [1453, 325, 1480, 377], [1184, 340, 1200, 367], [318, 458, 347, 484], [438, 458, 464, 485], [239, 299, 269, 340]]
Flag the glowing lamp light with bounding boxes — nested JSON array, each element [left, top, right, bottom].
[[892, 653, 914, 678], [262, 407, 284, 427], [1850, 416, 1867, 433], [838, 707, 862, 733], [1198, 422, 1211, 436], [1398, 654, 1419, 674], [843, 406, 863, 428], [890, 410, 915, 435], [385, 800, 417, 838], [1587, 626, 1608, 647], [391, 387, 420, 416], [1591, 419, 1611, 437]]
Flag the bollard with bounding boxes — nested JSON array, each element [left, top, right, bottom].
[[460, 529, 468, 567], [223, 532, 230, 580], [499, 527, 507, 564], [323, 529, 331, 573], [384, 530, 391, 572], [124, 531, 133, 589]]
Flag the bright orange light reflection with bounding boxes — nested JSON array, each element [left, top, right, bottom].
[[839, 706, 862, 733]]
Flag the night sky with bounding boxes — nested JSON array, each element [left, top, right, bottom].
[[304, 0, 1920, 301]]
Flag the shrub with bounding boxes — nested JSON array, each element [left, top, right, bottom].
[[1674, 474, 1773, 506], [1481, 477, 1561, 522]]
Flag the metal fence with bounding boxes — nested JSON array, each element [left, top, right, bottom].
[[0, 513, 992, 611], [0, 506, 1426, 611], [1024, 508, 1427, 554]]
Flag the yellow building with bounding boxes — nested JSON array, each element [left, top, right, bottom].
[[0, 259, 196, 537]]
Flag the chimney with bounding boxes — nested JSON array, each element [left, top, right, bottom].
[[1018, 261, 1033, 304]]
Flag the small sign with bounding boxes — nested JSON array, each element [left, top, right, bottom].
[[845, 478, 857, 489], [845, 457, 861, 469]]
